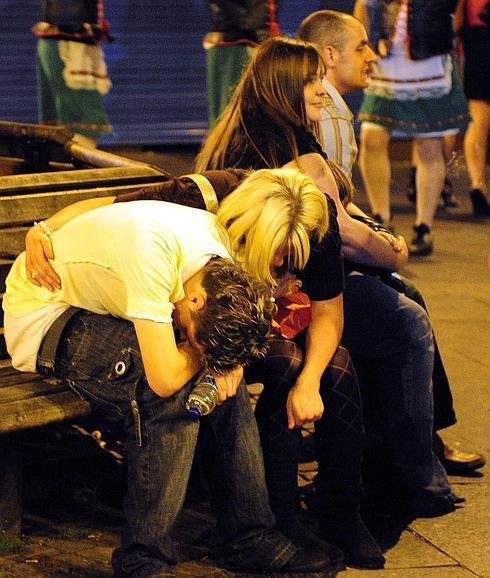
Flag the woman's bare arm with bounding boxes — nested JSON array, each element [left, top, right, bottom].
[[283, 153, 408, 270]]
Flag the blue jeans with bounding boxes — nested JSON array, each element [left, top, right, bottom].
[[52, 311, 295, 576], [342, 271, 450, 497]]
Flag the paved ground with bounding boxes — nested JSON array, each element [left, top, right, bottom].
[[0, 146, 488, 577]]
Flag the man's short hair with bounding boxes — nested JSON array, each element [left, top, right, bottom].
[[194, 257, 276, 374], [298, 10, 355, 51]]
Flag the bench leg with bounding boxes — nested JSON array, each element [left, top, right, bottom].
[[0, 435, 22, 538]]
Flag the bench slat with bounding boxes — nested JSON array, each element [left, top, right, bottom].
[[0, 181, 166, 228], [0, 378, 67, 402], [0, 390, 92, 434], [0, 368, 42, 385], [0, 165, 164, 196]]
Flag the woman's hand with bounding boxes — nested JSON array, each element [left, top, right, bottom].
[[377, 231, 408, 253], [214, 366, 244, 402], [25, 225, 61, 291], [286, 381, 324, 429]]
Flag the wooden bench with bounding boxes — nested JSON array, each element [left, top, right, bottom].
[[0, 122, 172, 537]]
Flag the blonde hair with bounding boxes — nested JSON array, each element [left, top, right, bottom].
[[195, 36, 324, 172], [216, 168, 329, 285]]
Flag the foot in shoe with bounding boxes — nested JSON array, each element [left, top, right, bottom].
[[439, 178, 459, 209], [277, 546, 339, 574], [320, 518, 385, 569], [409, 223, 433, 256], [433, 433, 486, 474], [470, 189, 490, 217], [214, 533, 335, 575], [443, 445, 486, 475], [409, 492, 458, 518], [277, 518, 345, 568]]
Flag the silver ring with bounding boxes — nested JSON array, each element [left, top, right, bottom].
[[32, 271, 39, 280]]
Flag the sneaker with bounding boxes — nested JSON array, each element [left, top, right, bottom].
[[470, 189, 490, 217], [112, 549, 176, 577], [409, 224, 433, 256], [213, 531, 334, 575]]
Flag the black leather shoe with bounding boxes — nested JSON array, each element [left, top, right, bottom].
[[433, 432, 486, 476], [320, 518, 385, 569], [470, 189, 490, 217], [409, 223, 433, 256]]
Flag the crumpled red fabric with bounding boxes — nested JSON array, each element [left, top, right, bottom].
[[272, 280, 311, 340]]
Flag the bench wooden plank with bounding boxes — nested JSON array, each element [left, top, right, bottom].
[[0, 391, 93, 434], [0, 180, 167, 228], [0, 379, 67, 402], [0, 165, 165, 196], [0, 259, 12, 293]]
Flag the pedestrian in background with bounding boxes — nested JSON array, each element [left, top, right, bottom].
[[355, 0, 470, 255], [32, 0, 113, 147]]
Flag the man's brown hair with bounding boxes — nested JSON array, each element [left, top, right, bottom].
[[195, 258, 276, 374]]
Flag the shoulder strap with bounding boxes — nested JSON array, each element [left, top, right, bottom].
[[182, 173, 219, 213]]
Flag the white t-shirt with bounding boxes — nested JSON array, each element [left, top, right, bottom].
[[3, 201, 231, 371]]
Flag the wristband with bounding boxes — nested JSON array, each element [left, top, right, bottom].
[[34, 220, 54, 238]]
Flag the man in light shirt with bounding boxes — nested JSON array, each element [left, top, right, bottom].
[[298, 8, 485, 482]]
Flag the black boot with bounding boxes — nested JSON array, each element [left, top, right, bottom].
[[315, 360, 385, 569], [314, 421, 385, 570], [320, 516, 385, 570], [264, 460, 346, 571]]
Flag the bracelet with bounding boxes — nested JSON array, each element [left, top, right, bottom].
[[34, 220, 54, 238]]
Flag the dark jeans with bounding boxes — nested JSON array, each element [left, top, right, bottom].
[[246, 338, 365, 522], [50, 311, 295, 576], [396, 274, 456, 431], [342, 271, 451, 496]]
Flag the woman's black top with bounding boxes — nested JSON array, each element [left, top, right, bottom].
[[222, 120, 344, 302]]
